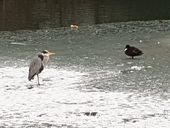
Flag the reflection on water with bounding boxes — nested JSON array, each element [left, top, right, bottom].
[[1, 0, 170, 30], [0, 20, 170, 127]]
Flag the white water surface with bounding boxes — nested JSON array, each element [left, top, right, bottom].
[[0, 67, 169, 128]]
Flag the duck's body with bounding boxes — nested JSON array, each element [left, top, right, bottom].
[[124, 45, 143, 59]]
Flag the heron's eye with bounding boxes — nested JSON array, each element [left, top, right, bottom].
[[42, 50, 48, 54]]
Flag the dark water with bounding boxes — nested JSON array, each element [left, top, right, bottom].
[[1, 0, 170, 30]]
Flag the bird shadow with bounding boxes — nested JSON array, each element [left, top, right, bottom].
[[26, 84, 35, 89], [26, 83, 46, 89]]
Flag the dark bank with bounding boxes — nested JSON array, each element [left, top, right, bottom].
[[1, 0, 170, 31]]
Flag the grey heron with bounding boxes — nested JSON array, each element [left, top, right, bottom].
[[28, 50, 55, 85], [124, 45, 143, 59]]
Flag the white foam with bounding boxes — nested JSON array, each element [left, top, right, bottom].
[[131, 66, 144, 70], [0, 67, 169, 127]]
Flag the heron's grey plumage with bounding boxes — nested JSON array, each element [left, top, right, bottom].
[[28, 54, 44, 84], [28, 50, 55, 85]]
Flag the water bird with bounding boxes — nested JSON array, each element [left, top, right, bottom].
[[124, 45, 143, 59], [70, 24, 79, 30], [28, 50, 55, 85]]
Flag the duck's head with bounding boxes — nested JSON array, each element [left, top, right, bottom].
[[125, 45, 130, 48], [124, 45, 130, 52]]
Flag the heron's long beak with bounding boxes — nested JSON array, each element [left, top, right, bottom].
[[48, 52, 55, 56]]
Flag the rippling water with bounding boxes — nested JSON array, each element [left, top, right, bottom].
[[0, 20, 170, 127]]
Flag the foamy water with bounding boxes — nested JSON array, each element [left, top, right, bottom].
[[0, 67, 169, 127]]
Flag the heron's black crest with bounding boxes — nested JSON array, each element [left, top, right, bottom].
[[41, 50, 48, 54]]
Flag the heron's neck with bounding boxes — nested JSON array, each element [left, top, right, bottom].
[[38, 54, 44, 61], [42, 55, 49, 66]]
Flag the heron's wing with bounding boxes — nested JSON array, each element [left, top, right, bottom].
[[28, 57, 43, 81]]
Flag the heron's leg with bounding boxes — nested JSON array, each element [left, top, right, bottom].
[[37, 74, 40, 85]]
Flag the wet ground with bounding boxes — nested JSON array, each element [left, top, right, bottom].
[[0, 20, 170, 127]]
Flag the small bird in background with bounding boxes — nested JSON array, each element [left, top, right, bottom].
[[124, 45, 143, 59], [28, 50, 55, 85], [70, 24, 79, 30]]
